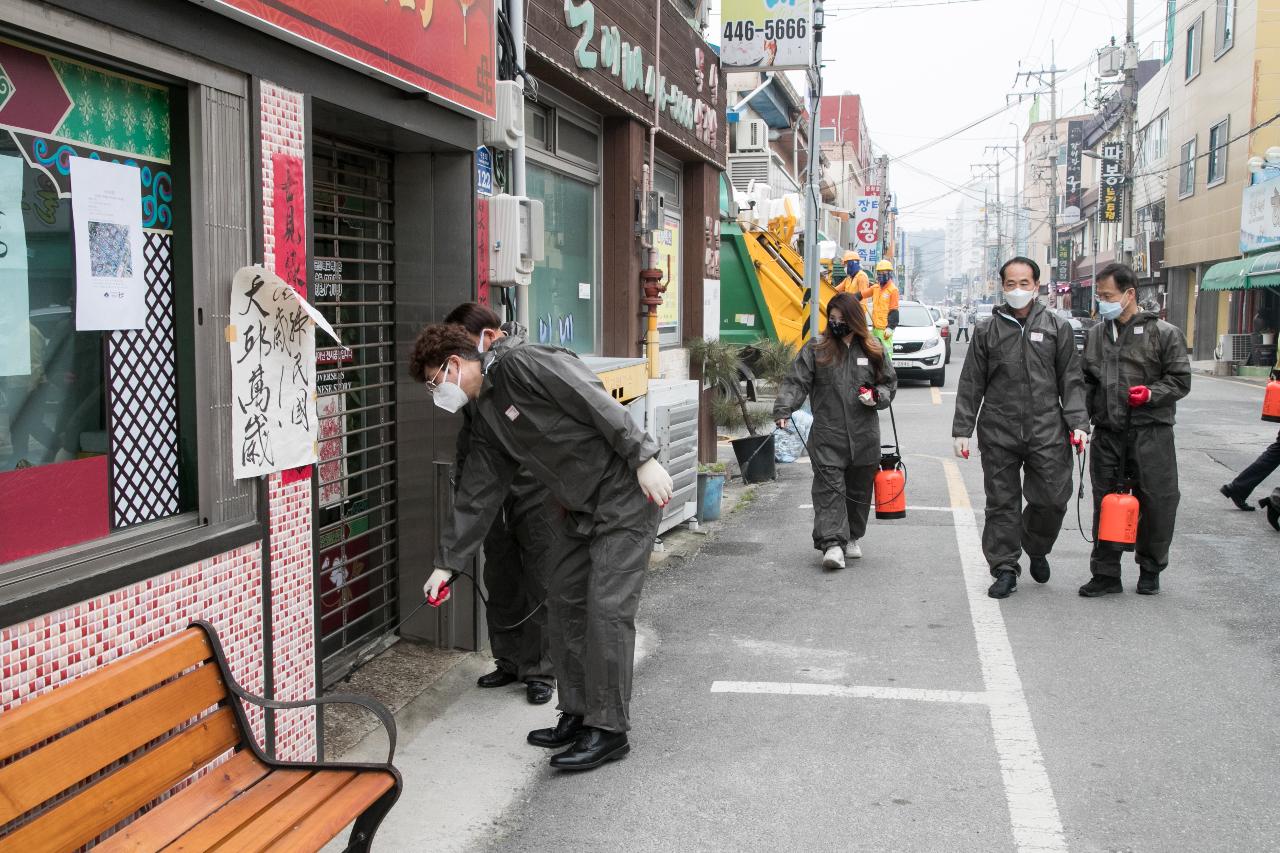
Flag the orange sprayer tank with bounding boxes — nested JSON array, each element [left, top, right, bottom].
[[1098, 492, 1140, 546], [875, 452, 906, 520], [1263, 379, 1280, 423]]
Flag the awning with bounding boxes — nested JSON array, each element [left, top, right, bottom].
[[1200, 257, 1251, 291]]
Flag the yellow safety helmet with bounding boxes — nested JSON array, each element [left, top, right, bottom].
[[842, 250, 859, 263], [875, 259, 893, 272]]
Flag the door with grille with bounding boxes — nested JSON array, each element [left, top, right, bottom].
[[311, 136, 398, 686]]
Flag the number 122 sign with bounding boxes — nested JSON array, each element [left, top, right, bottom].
[[720, 0, 812, 72]]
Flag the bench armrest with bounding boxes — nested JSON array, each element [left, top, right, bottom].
[[189, 620, 397, 765]]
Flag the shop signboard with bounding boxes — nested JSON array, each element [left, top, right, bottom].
[[1064, 121, 1084, 226], [853, 193, 881, 264], [1240, 177, 1280, 253], [189, 0, 496, 119], [720, 0, 812, 72], [527, 0, 725, 166], [1100, 141, 1124, 224], [1057, 241, 1072, 283]]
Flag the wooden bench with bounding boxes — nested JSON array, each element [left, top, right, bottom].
[[0, 621, 401, 852]]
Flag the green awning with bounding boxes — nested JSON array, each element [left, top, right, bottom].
[[1200, 258, 1252, 291], [1201, 251, 1280, 291]]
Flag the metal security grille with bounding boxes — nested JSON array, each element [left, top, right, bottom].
[[311, 136, 398, 686]]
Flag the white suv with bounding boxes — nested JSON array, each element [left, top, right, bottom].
[[886, 301, 946, 387]]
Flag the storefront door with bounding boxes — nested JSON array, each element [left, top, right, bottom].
[[311, 136, 399, 685]]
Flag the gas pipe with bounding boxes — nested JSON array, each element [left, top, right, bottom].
[[874, 449, 907, 520], [1263, 375, 1280, 423]]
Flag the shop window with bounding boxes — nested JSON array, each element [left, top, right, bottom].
[[556, 114, 599, 169], [0, 38, 256, 618], [526, 103, 551, 152], [1207, 118, 1229, 187], [527, 163, 596, 354]]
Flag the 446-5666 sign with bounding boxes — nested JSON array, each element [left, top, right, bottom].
[[720, 0, 813, 72]]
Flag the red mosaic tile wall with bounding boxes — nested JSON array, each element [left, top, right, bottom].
[[259, 80, 318, 762]]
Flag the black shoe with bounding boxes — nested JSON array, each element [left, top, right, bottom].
[[1262, 497, 1280, 532], [549, 728, 630, 771], [1136, 570, 1160, 595], [1078, 575, 1123, 597], [1221, 485, 1256, 511], [527, 713, 585, 748], [526, 681, 554, 705], [1028, 555, 1051, 584], [477, 668, 519, 689], [987, 570, 1017, 599]]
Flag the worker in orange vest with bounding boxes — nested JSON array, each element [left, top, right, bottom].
[[836, 251, 869, 296], [861, 259, 901, 345]]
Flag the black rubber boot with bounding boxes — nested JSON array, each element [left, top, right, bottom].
[[1136, 570, 1160, 595], [1078, 575, 1123, 597]]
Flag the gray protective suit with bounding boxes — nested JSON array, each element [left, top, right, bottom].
[[773, 338, 898, 551], [456, 403, 555, 687], [1081, 311, 1190, 576], [952, 301, 1090, 575], [438, 338, 661, 732]]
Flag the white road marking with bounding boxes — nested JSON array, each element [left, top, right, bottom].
[[906, 504, 961, 513], [931, 387, 943, 405], [799, 503, 813, 509], [942, 458, 1068, 852], [712, 680, 987, 705]]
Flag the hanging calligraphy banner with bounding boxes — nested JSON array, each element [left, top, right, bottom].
[[228, 266, 340, 479]]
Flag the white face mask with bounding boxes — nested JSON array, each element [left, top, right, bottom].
[[430, 360, 470, 413], [1003, 288, 1036, 310]]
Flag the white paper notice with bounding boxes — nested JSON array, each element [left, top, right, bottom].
[[70, 157, 146, 331], [229, 266, 341, 479], [0, 155, 31, 376]]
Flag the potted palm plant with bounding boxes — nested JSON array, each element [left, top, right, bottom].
[[687, 337, 775, 484]]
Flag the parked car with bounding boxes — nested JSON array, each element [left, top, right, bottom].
[[1053, 309, 1096, 352], [888, 301, 946, 387], [927, 305, 952, 365]]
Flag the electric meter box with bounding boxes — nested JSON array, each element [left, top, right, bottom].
[[482, 80, 525, 150], [489, 194, 545, 287]]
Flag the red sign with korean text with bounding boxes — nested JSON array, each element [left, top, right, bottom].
[[192, 0, 495, 119]]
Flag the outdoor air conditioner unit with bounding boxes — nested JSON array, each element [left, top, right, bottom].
[[1219, 333, 1254, 363], [736, 119, 768, 153]]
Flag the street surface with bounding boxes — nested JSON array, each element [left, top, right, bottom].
[[347, 341, 1280, 853]]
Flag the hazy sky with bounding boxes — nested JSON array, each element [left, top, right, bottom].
[[713, 0, 1170, 234]]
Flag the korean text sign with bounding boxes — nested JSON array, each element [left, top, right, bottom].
[[1100, 141, 1124, 224], [229, 267, 341, 479], [720, 0, 813, 71]]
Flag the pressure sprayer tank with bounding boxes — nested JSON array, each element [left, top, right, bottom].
[[1098, 491, 1140, 547], [874, 449, 906, 520], [1263, 378, 1280, 423]]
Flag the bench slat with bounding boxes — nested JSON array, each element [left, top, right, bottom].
[[0, 629, 213, 760], [268, 771, 397, 851], [92, 751, 269, 852], [209, 771, 357, 853], [0, 663, 227, 826], [159, 769, 313, 852], [0, 707, 240, 853]]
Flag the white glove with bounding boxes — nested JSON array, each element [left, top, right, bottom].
[[775, 417, 791, 431], [858, 387, 876, 407], [953, 437, 970, 459], [637, 457, 674, 506], [424, 568, 453, 604], [1071, 429, 1090, 453]]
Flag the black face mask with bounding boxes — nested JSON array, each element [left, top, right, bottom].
[[828, 320, 852, 339]]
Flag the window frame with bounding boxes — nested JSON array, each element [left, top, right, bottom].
[[0, 14, 260, 628], [1178, 137, 1197, 199], [1214, 0, 1235, 59], [1207, 117, 1230, 187], [1185, 13, 1204, 82]]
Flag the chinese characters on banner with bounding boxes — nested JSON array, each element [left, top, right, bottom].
[[1100, 141, 1124, 224], [853, 192, 882, 265], [477, 196, 491, 307], [1064, 121, 1084, 226], [229, 267, 341, 480], [1057, 241, 1072, 283], [273, 153, 306, 297]]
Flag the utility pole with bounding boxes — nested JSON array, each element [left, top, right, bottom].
[[986, 144, 1019, 256], [804, 0, 826, 342], [1015, 42, 1064, 302], [1120, 0, 1137, 267], [975, 161, 1002, 264]]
